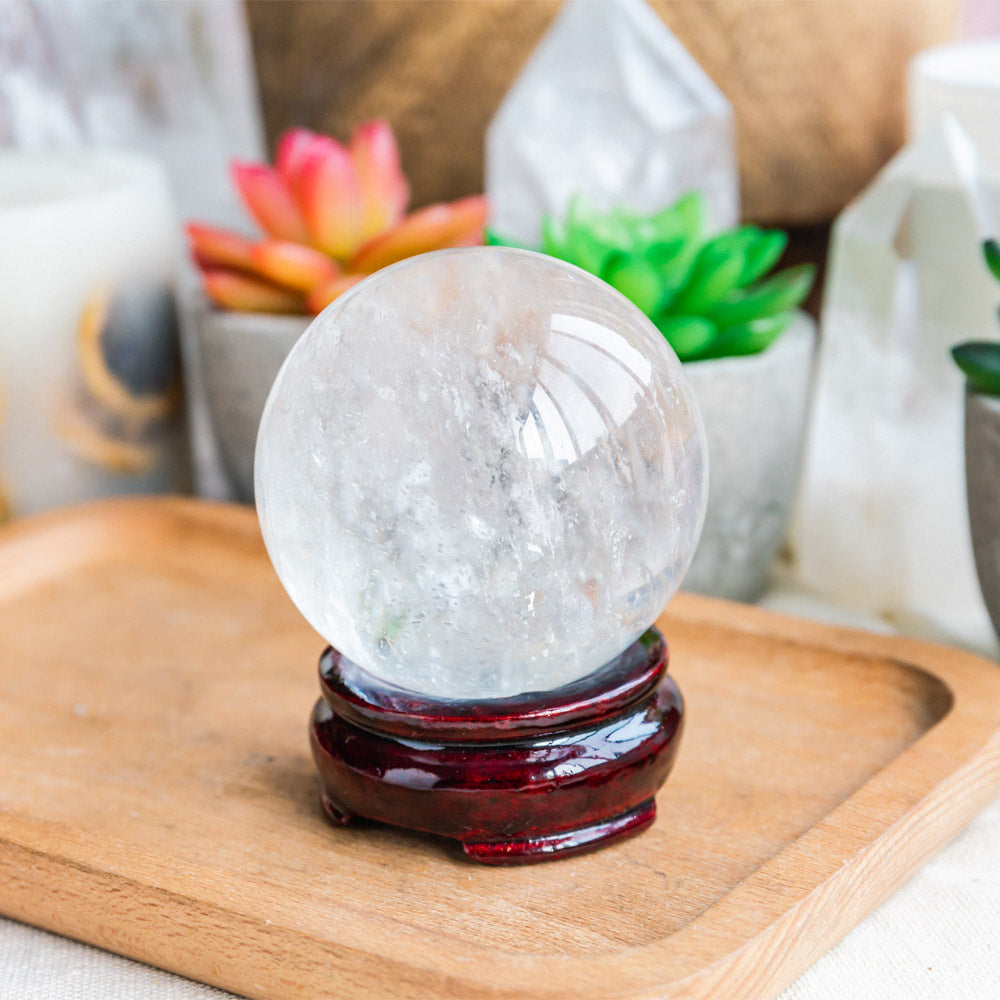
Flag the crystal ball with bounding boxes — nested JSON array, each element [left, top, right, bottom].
[[255, 248, 708, 699]]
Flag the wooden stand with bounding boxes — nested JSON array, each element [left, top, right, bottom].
[[310, 628, 684, 863]]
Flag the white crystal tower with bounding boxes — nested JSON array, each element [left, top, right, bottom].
[[486, 0, 738, 246], [256, 249, 708, 699], [791, 121, 1000, 650]]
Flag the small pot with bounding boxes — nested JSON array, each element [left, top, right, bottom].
[[193, 304, 310, 502], [682, 312, 817, 602], [965, 387, 1000, 642]]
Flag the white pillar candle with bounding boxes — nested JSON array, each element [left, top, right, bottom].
[[909, 39, 1000, 180], [0, 150, 189, 519]]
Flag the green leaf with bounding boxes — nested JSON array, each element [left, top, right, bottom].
[[564, 193, 601, 230], [688, 313, 792, 361], [705, 264, 815, 329], [558, 197, 630, 274], [740, 229, 789, 285], [567, 195, 631, 246], [564, 225, 611, 274], [606, 205, 648, 246], [641, 238, 697, 310], [602, 254, 668, 315], [653, 191, 707, 246], [984, 239, 1000, 284], [656, 315, 718, 362], [701, 226, 759, 265], [484, 227, 529, 249], [530, 195, 802, 343], [617, 191, 706, 250], [952, 341, 1000, 395], [621, 213, 659, 247], [646, 236, 696, 274], [541, 216, 570, 261], [666, 243, 747, 315]]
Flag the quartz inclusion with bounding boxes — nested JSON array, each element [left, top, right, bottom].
[[791, 121, 1000, 649], [256, 248, 707, 699], [486, 0, 738, 246]]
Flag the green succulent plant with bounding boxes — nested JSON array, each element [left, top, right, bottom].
[[487, 191, 815, 363], [952, 240, 1000, 395]]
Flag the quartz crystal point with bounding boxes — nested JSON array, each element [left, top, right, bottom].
[[0, 0, 264, 229], [0, 2, 82, 146], [791, 120, 1000, 650], [485, 0, 738, 246]]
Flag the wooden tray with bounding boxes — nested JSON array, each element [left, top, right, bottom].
[[1, 498, 999, 1000]]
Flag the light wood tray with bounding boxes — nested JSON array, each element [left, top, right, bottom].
[[1, 498, 998, 1000]]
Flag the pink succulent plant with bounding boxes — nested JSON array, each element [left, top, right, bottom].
[[187, 121, 489, 314]]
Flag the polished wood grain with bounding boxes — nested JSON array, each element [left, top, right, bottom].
[[0, 498, 997, 999]]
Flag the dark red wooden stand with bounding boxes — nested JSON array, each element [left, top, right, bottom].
[[309, 627, 684, 865]]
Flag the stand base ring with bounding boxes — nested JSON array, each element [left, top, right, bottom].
[[309, 628, 684, 864]]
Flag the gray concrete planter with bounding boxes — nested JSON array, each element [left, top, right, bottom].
[[682, 312, 817, 602], [193, 305, 309, 502], [965, 387, 1000, 642]]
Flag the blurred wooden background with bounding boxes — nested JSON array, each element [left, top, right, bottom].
[[246, 0, 958, 228]]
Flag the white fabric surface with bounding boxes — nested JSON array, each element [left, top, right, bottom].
[[2, 590, 999, 999], [781, 792, 1000, 999]]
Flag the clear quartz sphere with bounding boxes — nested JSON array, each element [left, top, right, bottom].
[[255, 248, 708, 699]]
